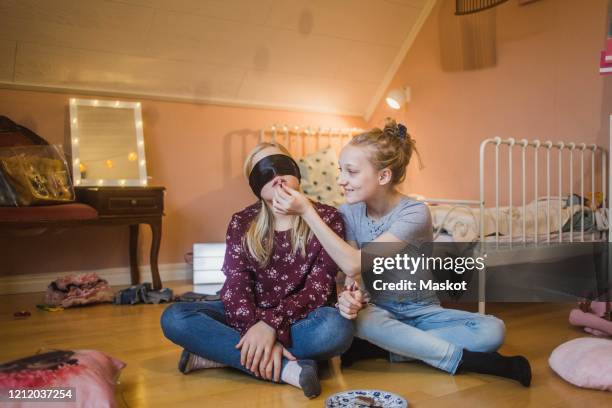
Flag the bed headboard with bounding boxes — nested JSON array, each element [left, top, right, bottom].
[[259, 124, 364, 159]]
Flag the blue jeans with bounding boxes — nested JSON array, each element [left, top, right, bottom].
[[161, 301, 354, 379], [355, 299, 505, 374]]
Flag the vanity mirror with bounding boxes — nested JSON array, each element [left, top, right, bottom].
[[69, 98, 147, 187]]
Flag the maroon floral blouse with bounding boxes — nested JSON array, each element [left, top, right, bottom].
[[220, 202, 344, 346]]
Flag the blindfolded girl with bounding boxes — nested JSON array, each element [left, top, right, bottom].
[[161, 142, 353, 399]]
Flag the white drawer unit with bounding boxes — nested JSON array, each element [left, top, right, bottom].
[[193, 243, 227, 285]]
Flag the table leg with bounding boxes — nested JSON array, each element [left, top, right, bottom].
[[148, 218, 163, 290], [129, 224, 140, 285]]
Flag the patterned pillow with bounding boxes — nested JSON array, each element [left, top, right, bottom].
[[297, 148, 344, 207]]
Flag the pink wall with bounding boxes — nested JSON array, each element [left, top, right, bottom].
[[0, 88, 365, 275], [369, 0, 612, 204]]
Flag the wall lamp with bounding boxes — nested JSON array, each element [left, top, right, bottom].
[[385, 86, 411, 110]]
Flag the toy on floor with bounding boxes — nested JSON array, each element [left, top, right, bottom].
[[569, 300, 612, 337]]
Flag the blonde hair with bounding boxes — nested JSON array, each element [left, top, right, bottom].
[[243, 142, 313, 267], [350, 117, 423, 185]]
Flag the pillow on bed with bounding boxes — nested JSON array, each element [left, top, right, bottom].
[[0, 349, 125, 407], [549, 337, 612, 391], [297, 148, 344, 207]]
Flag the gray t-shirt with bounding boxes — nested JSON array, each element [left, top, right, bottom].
[[339, 196, 433, 247], [339, 196, 438, 303]]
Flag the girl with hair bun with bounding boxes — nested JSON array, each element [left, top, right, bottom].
[[273, 118, 532, 387]]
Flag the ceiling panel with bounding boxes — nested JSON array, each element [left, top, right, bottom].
[[238, 69, 378, 114], [333, 42, 397, 82], [15, 42, 245, 99], [145, 11, 272, 67], [0, 0, 433, 116], [265, 0, 422, 46], [384, 0, 428, 7], [262, 30, 348, 78], [156, 0, 275, 25], [0, 0, 153, 55]]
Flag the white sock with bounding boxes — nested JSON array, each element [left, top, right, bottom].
[[280, 360, 302, 388]]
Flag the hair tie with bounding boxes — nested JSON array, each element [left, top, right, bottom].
[[397, 124, 407, 140]]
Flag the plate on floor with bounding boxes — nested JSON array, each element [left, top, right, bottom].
[[325, 389, 408, 407]]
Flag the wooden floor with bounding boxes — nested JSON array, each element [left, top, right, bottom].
[[1, 281, 610, 407]]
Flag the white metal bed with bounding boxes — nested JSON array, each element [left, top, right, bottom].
[[420, 136, 609, 313]]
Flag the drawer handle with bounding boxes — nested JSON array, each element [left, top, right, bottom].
[[131, 199, 138, 206]]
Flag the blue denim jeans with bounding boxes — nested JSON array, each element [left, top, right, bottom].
[[354, 298, 505, 374], [161, 301, 354, 379]]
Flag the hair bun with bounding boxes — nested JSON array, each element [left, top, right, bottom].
[[382, 118, 408, 141]]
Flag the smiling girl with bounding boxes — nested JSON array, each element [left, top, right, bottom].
[[273, 119, 532, 387]]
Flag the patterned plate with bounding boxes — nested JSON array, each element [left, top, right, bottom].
[[325, 389, 408, 408]]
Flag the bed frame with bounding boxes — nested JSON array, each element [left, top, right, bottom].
[[420, 131, 609, 313]]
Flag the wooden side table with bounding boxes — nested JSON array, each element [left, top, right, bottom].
[[75, 186, 166, 289]]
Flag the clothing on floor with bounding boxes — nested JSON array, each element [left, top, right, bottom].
[[176, 291, 220, 302], [114, 282, 173, 305], [45, 273, 114, 308]]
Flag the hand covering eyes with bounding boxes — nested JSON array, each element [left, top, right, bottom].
[[248, 154, 301, 198]]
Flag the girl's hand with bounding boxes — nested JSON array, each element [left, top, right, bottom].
[[261, 342, 296, 382], [272, 184, 312, 215], [236, 321, 276, 376], [337, 289, 364, 320]]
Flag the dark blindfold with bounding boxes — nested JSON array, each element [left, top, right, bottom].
[[248, 154, 301, 199]]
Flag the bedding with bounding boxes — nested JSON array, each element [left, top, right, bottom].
[[429, 198, 603, 242]]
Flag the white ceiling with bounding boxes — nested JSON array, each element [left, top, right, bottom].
[[0, 0, 433, 117]]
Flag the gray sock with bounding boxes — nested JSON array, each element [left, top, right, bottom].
[[281, 360, 320, 398]]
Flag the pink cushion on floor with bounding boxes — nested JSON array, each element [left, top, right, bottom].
[[0, 349, 125, 408], [0, 203, 98, 222], [549, 337, 612, 391]]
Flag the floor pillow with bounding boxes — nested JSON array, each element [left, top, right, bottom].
[[549, 337, 612, 391], [0, 349, 126, 407]]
